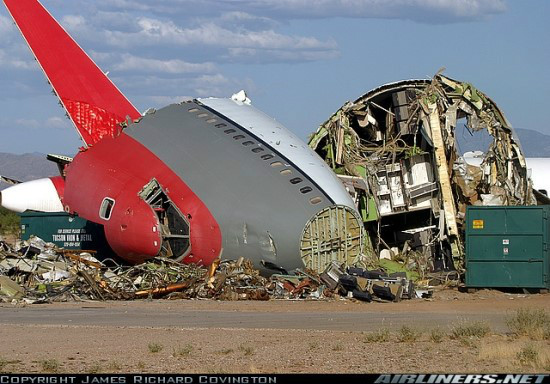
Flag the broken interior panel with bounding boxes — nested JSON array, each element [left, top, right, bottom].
[[308, 73, 534, 276], [139, 179, 190, 260]]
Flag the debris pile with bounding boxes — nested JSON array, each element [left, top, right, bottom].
[[0, 236, 419, 303], [320, 261, 417, 302], [308, 72, 535, 275]]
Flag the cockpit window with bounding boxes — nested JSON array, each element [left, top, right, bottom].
[[99, 198, 115, 220]]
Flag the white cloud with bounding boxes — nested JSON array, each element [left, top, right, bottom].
[[113, 54, 216, 74], [216, 11, 281, 30], [123, 73, 254, 99], [92, 0, 507, 23], [95, 0, 159, 12], [61, 15, 87, 30], [13, 117, 70, 130], [0, 49, 36, 70], [0, 15, 12, 34], [227, 47, 338, 62], [190, 73, 257, 98], [148, 95, 193, 106], [56, 10, 337, 64], [237, 0, 506, 21], [15, 118, 40, 129], [95, 18, 338, 63], [45, 116, 71, 130], [128, 19, 336, 51]]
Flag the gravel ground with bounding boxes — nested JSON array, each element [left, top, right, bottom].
[[0, 288, 548, 373]]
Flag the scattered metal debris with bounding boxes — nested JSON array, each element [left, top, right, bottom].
[[308, 71, 534, 276], [0, 236, 421, 303], [321, 261, 415, 302]]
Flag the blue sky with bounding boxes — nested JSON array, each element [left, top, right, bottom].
[[0, 0, 548, 154]]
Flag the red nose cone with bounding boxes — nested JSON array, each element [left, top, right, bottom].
[[103, 197, 162, 264]]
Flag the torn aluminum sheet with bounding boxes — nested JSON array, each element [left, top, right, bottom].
[[308, 72, 534, 275], [0, 275, 25, 299]]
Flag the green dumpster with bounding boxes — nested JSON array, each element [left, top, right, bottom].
[[19, 211, 111, 254], [465, 205, 550, 290]]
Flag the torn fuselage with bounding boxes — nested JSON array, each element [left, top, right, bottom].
[[308, 74, 534, 273]]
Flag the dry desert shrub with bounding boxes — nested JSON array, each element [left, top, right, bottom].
[[397, 326, 422, 342], [40, 359, 60, 373], [478, 340, 550, 370], [147, 342, 164, 353], [364, 328, 391, 343], [430, 328, 445, 343], [451, 321, 491, 339], [507, 308, 550, 340]]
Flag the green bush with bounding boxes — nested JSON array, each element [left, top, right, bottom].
[[0, 207, 20, 235]]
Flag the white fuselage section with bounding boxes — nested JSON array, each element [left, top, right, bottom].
[[463, 152, 550, 196], [199, 97, 356, 208]]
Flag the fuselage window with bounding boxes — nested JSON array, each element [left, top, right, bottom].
[[99, 198, 115, 220], [309, 197, 322, 205]]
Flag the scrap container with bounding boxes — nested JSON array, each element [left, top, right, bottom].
[[19, 211, 110, 253], [465, 205, 550, 289]]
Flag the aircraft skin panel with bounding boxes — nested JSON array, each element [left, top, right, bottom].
[[124, 102, 336, 271], [3, 0, 141, 146], [199, 97, 356, 209], [63, 133, 222, 265]]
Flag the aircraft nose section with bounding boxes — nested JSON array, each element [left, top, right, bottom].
[[101, 196, 162, 263], [0, 178, 64, 213]]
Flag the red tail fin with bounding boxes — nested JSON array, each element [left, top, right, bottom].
[[3, 0, 141, 146]]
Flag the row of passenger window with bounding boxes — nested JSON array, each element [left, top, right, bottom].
[[189, 106, 322, 205]]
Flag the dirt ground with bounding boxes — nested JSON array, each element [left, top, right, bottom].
[[0, 288, 549, 374]]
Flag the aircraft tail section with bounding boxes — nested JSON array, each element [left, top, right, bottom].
[[3, 0, 141, 146]]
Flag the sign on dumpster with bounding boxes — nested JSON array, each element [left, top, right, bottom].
[[19, 211, 110, 252]]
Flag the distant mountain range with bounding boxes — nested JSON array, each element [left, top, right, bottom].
[[1, 128, 549, 190], [514, 128, 550, 157], [456, 127, 550, 157], [0, 152, 58, 190]]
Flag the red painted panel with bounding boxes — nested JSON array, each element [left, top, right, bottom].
[[49, 176, 65, 202], [63, 134, 222, 266], [3, 0, 140, 146]]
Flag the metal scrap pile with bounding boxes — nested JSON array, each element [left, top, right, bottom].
[[0, 236, 418, 303], [0, 236, 268, 302], [308, 72, 534, 275], [320, 261, 418, 302]]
